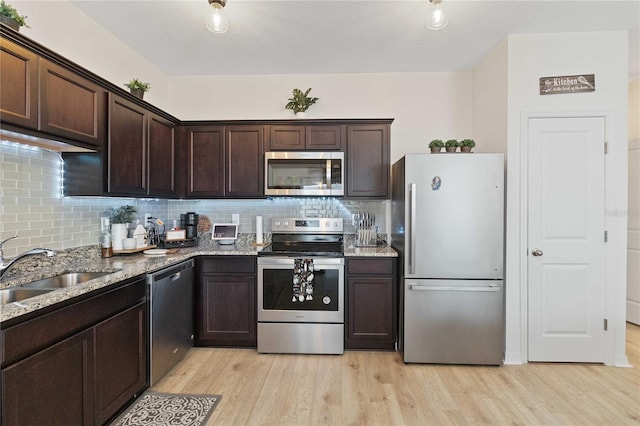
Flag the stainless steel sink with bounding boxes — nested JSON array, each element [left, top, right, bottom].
[[20, 271, 113, 290], [0, 287, 55, 305]]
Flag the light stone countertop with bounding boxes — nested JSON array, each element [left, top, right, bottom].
[[342, 235, 398, 258], [1, 234, 396, 324]]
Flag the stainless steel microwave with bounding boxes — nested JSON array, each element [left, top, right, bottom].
[[264, 151, 344, 196]]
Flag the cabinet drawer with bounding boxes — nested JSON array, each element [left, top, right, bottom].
[[347, 258, 394, 275], [200, 257, 256, 274]]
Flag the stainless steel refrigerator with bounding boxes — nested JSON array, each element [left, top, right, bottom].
[[391, 153, 504, 365]]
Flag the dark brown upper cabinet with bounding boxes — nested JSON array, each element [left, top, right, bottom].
[[345, 123, 390, 198], [0, 37, 106, 151], [147, 114, 177, 198], [225, 125, 266, 198], [269, 124, 342, 150], [182, 124, 264, 199], [108, 94, 147, 196], [183, 125, 225, 198], [39, 59, 106, 149], [0, 38, 38, 129], [108, 94, 178, 197]]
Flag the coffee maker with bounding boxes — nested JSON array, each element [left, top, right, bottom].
[[181, 212, 199, 240]]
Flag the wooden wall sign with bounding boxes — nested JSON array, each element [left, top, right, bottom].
[[539, 74, 595, 95]]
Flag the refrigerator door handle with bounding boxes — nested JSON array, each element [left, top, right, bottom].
[[409, 284, 501, 292], [409, 183, 417, 274]]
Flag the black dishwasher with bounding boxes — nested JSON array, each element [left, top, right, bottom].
[[146, 259, 194, 385]]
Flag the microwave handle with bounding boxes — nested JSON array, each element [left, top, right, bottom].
[[326, 159, 332, 189]]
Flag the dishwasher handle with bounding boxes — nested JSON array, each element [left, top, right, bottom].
[[409, 284, 501, 292], [147, 259, 194, 284]]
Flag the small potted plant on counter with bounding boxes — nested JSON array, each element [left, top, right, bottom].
[[445, 139, 459, 153], [124, 78, 151, 100], [460, 139, 476, 153], [285, 88, 319, 118], [109, 205, 137, 251], [0, 0, 29, 31], [428, 139, 444, 153]]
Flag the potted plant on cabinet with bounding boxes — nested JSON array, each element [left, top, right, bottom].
[[108, 205, 137, 251], [428, 139, 444, 153], [124, 78, 151, 100], [445, 139, 459, 153], [285, 88, 319, 118], [460, 139, 476, 153], [0, 0, 28, 31]]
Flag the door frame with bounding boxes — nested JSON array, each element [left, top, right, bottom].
[[513, 110, 630, 367]]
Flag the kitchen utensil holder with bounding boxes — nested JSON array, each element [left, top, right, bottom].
[[356, 225, 378, 247]]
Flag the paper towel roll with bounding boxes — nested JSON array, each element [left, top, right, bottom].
[[256, 216, 263, 244]]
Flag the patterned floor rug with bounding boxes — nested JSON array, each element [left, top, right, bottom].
[[110, 392, 221, 426]]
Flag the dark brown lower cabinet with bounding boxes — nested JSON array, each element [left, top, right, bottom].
[[94, 302, 147, 425], [345, 258, 397, 350], [196, 257, 257, 347], [0, 276, 147, 426], [2, 329, 95, 426]]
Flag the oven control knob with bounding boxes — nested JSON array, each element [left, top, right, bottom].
[[323, 296, 331, 305]]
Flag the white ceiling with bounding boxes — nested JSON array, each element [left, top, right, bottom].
[[70, 0, 640, 76]]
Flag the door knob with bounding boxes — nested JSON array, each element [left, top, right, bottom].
[[531, 248, 544, 256]]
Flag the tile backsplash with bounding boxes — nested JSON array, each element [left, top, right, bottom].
[[0, 142, 387, 257]]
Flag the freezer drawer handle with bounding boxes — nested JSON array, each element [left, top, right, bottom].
[[409, 284, 501, 292]]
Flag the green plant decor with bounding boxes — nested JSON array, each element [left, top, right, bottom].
[[428, 139, 444, 148], [0, 0, 29, 28], [460, 139, 476, 148], [124, 78, 151, 92], [285, 88, 319, 114], [109, 205, 138, 224], [445, 139, 460, 148]]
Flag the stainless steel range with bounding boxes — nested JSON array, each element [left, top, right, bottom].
[[257, 218, 344, 354]]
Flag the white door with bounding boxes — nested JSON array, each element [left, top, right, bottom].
[[628, 138, 640, 325], [528, 116, 606, 362]]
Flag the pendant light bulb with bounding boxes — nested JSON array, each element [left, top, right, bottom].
[[427, 0, 448, 30], [206, 0, 228, 34]]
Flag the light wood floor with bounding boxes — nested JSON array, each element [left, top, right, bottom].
[[153, 323, 640, 425]]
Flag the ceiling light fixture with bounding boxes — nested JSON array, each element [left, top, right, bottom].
[[427, 0, 448, 31], [206, 0, 228, 34]]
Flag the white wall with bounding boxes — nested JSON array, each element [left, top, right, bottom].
[[472, 39, 508, 154], [167, 72, 473, 163], [12, 2, 473, 164], [12, 1, 171, 110], [628, 79, 640, 325], [505, 31, 630, 366]]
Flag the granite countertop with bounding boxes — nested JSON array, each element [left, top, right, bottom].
[[1, 234, 396, 324], [343, 235, 398, 258]]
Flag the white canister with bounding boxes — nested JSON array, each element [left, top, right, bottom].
[[133, 224, 147, 248], [111, 223, 128, 251]]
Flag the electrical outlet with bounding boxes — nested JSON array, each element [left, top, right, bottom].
[[232, 213, 239, 224], [144, 213, 151, 225]]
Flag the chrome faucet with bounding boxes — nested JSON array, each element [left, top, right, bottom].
[[0, 234, 56, 279]]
